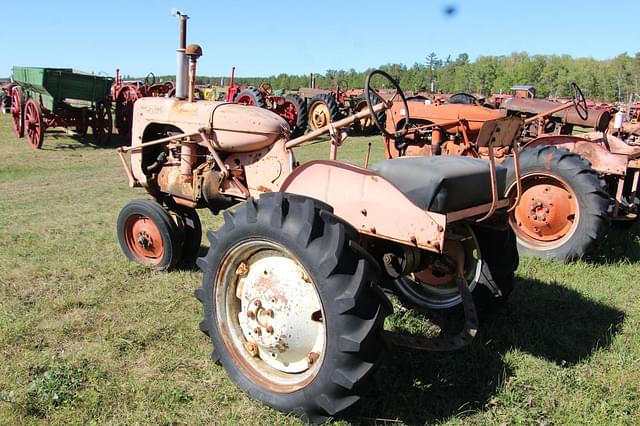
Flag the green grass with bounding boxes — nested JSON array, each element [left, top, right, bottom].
[[0, 114, 639, 425]]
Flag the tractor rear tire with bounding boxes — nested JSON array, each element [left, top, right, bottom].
[[393, 223, 518, 314], [502, 145, 610, 261], [117, 199, 184, 271], [354, 92, 386, 134], [283, 94, 308, 137], [195, 193, 389, 423], [307, 93, 340, 131], [234, 87, 266, 108]]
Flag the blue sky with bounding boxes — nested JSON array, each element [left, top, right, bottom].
[[2, 0, 639, 78]]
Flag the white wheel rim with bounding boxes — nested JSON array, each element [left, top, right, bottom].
[[215, 239, 326, 390]]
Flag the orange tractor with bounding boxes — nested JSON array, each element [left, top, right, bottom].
[[380, 83, 640, 261], [115, 12, 523, 422]]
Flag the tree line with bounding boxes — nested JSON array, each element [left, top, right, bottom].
[[147, 52, 640, 102]]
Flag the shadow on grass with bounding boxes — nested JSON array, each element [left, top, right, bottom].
[[39, 130, 128, 151], [587, 221, 640, 264], [347, 276, 625, 425]]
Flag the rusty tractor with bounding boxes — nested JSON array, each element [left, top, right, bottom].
[[225, 66, 308, 137], [10, 67, 113, 149], [112, 70, 175, 139], [115, 12, 521, 422], [299, 78, 384, 133], [383, 82, 640, 261]]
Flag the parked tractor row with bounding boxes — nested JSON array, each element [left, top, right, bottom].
[[6, 10, 640, 424], [382, 83, 640, 261]]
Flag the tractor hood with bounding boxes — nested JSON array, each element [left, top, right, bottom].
[[132, 97, 289, 152]]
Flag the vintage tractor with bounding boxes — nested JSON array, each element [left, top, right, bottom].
[[115, 12, 521, 422], [299, 78, 384, 133], [382, 83, 640, 261], [112, 70, 175, 139], [225, 66, 308, 137]]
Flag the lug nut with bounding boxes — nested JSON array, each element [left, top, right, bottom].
[[253, 327, 262, 336], [266, 326, 274, 334], [253, 300, 262, 308], [307, 351, 320, 366], [247, 310, 256, 319], [265, 308, 274, 317], [235, 262, 249, 276], [243, 341, 259, 357]]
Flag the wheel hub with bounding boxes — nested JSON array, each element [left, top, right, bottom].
[[125, 215, 164, 260], [237, 256, 324, 373], [514, 179, 577, 242]]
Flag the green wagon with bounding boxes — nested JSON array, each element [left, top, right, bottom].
[[10, 66, 113, 149]]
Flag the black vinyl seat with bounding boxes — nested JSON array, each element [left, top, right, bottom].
[[371, 156, 507, 214]]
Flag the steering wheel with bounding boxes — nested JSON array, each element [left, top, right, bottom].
[[145, 72, 156, 86], [365, 69, 409, 140], [259, 82, 273, 96], [571, 82, 588, 121]]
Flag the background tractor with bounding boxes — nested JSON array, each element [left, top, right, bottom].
[[383, 83, 640, 261], [298, 77, 384, 133], [225, 66, 308, 137], [111, 70, 175, 140], [115, 12, 521, 422]]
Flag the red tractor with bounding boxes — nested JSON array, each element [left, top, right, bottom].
[[111, 70, 175, 139], [225, 66, 308, 137]]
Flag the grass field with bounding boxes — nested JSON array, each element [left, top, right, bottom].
[[1, 113, 639, 425]]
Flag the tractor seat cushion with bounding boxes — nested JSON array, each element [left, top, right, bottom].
[[371, 156, 507, 214]]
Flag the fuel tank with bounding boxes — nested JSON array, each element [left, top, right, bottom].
[[131, 97, 289, 152]]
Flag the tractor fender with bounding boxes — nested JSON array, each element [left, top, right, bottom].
[[523, 135, 628, 176], [280, 160, 446, 252]]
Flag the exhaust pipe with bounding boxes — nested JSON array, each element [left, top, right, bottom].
[[172, 9, 189, 99]]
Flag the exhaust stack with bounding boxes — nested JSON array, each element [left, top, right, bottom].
[[172, 9, 189, 99]]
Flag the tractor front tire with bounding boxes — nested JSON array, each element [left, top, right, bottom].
[[171, 205, 202, 267], [502, 145, 610, 261], [195, 193, 389, 423], [234, 87, 266, 108], [283, 94, 308, 137], [117, 199, 183, 271]]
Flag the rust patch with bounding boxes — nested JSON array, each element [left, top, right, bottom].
[[545, 152, 553, 171]]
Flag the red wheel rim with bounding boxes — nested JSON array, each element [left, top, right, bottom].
[[277, 100, 298, 128], [24, 100, 43, 149], [10, 87, 24, 138], [413, 240, 466, 287], [123, 214, 164, 264], [511, 173, 579, 249], [236, 94, 256, 105]]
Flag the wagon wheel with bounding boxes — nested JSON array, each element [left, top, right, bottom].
[[92, 100, 113, 146], [75, 109, 88, 137], [10, 86, 25, 138], [23, 99, 44, 149]]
